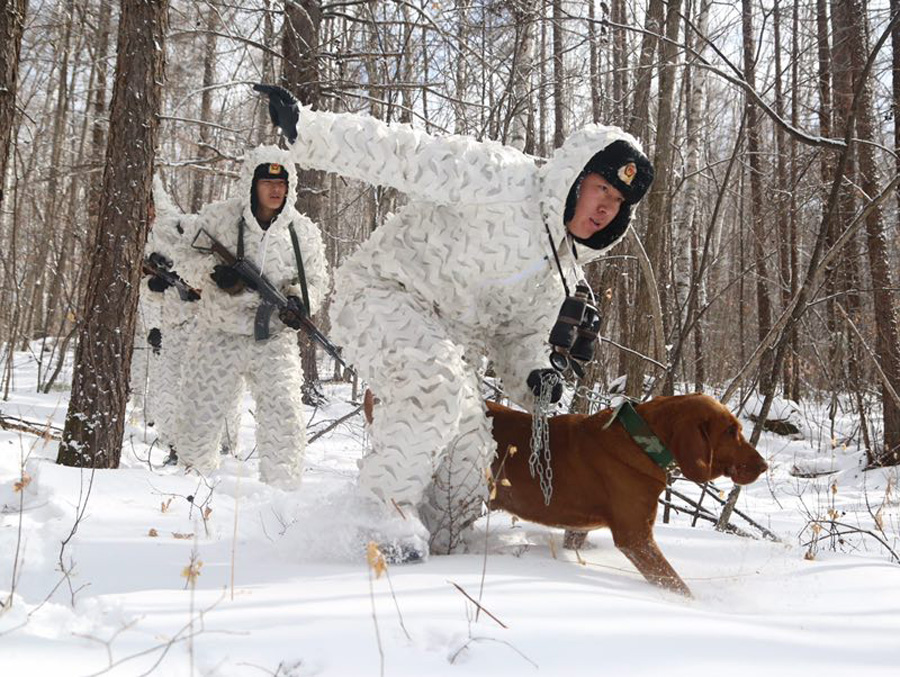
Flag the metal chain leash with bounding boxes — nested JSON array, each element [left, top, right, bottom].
[[529, 370, 559, 506], [572, 383, 614, 415]]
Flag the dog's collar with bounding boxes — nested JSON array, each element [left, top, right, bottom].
[[602, 400, 676, 470]]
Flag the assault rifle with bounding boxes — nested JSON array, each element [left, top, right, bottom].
[[142, 254, 202, 302], [191, 228, 352, 372]]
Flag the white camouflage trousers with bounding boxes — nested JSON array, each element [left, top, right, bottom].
[[334, 286, 495, 554], [129, 304, 194, 446], [176, 329, 306, 487]]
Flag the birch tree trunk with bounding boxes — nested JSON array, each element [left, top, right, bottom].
[[681, 0, 710, 391], [509, 0, 537, 152], [190, 3, 217, 212]]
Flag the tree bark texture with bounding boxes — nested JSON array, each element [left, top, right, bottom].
[[835, 0, 900, 464], [627, 0, 664, 141], [283, 0, 326, 399], [58, 0, 168, 468], [0, 0, 27, 210], [551, 0, 566, 149], [625, 0, 680, 399], [741, 0, 774, 396]]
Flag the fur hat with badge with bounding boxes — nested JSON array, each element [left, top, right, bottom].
[[250, 162, 290, 218], [563, 139, 654, 251]]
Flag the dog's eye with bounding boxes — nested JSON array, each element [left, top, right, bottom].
[[727, 424, 738, 438]]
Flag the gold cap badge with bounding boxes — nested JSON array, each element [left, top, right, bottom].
[[269, 163, 282, 175], [618, 162, 637, 186]]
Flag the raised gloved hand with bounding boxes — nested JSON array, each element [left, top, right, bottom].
[[253, 83, 299, 144], [210, 264, 244, 294], [278, 295, 306, 330], [527, 369, 563, 404]]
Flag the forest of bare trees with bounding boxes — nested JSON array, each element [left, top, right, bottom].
[[1, 0, 898, 467]]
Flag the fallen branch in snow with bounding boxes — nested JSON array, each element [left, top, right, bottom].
[[660, 480, 780, 542], [0, 411, 61, 440], [675, 480, 781, 542], [448, 581, 507, 629], [658, 496, 755, 539], [307, 403, 364, 444]]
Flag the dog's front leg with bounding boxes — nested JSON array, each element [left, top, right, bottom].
[[616, 538, 692, 598]]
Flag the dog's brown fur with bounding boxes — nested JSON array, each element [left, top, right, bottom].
[[362, 390, 767, 597], [487, 394, 768, 597]]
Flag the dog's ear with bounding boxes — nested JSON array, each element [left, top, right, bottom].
[[669, 416, 712, 482]]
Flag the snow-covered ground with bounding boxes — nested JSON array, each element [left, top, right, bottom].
[[2, 345, 899, 676]]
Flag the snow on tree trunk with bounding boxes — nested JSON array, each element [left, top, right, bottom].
[[58, 0, 168, 469]]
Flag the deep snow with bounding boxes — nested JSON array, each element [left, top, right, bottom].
[[2, 345, 899, 676]]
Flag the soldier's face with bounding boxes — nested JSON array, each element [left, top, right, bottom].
[[567, 174, 624, 240], [256, 179, 288, 212]]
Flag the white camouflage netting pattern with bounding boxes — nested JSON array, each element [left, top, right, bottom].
[[172, 145, 329, 487], [130, 180, 200, 449], [287, 104, 642, 552]]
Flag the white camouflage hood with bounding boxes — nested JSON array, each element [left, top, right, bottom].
[[538, 125, 647, 263], [236, 144, 299, 228], [152, 175, 181, 221]]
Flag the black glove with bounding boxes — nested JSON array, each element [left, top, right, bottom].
[[147, 327, 162, 355], [147, 275, 172, 293], [147, 252, 173, 270], [146, 252, 174, 292], [210, 264, 244, 293], [527, 369, 563, 404], [253, 83, 299, 143], [278, 295, 306, 330]]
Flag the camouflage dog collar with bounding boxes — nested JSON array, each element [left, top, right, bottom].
[[602, 400, 675, 470]]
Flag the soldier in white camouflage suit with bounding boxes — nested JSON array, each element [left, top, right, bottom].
[[256, 86, 653, 557], [134, 179, 242, 463], [171, 146, 329, 488], [131, 180, 200, 454]]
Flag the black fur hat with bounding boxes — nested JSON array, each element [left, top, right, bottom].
[[564, 140, 654, 250], [252, 162, 289, 183], [582, 140, 653, 205]]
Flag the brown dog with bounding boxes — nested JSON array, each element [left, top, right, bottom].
[[487, 394, 768, 597]]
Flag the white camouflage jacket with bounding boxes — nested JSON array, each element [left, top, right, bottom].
[[288, 110, 639, 404], [180, 145, 329, 338]]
